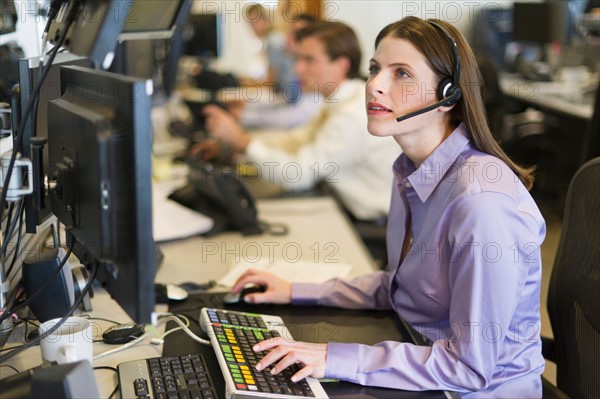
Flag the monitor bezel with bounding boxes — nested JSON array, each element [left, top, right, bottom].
[[118, 0, 192, 41], [46, 65, 156, 323]]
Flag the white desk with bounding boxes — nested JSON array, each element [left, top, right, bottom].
[[499, 72, 596, 120], [1, 196, 377, 397], [156, 196, 377, 283]]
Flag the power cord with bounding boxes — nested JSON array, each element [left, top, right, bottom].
[[149, 313, 192, 345], [0, 0, 78, 216], [0, 364, 20, 374], [93, 366, 119, 399], [1, 201, 19, 257], [92, 314, 210, 361], [5, 200, 25, 278]]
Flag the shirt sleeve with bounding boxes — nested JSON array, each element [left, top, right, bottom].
[[324, 191, 545, 393], [245, 103, 365, 192], [240, 95, 322, 130], [291, 271, 392, 310]]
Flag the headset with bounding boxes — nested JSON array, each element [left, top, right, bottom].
[[396, 20, 463, 122]]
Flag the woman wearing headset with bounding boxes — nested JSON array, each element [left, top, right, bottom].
[[230, 17, 545, 398]]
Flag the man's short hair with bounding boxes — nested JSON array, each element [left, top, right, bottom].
[[296, 21, 362, 79]]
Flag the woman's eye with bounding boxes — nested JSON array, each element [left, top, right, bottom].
[[368, 65, 380, 75], [396, 69, 409, 78]]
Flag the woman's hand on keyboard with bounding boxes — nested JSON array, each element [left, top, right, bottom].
[[231, 269, 292, 304], [253, 338, 327, 381]]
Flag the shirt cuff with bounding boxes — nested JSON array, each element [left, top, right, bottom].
[[290, 283, 321, 306], [325, 342, 359, 382]]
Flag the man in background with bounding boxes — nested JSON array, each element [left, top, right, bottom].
[[200, 22, 399, 221]]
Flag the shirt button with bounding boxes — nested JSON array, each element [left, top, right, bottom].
[[405, 181, 412, 188]]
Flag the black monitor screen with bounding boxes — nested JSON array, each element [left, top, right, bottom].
[[46, 65, 155, 323], [512, 2, 569, 44], [183, 13, 221, 58], [120, 0, 191, 40]]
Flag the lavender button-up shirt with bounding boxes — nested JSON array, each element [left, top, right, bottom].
[[292, 123, 546, 398]]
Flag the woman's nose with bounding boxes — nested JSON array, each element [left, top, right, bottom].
[[367, 74, 385, 96]]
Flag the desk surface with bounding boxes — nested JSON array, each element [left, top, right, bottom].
[[1, 196, 386, 398], [156, 196, 377, 284], [499, 72, 596, 120], [164, 293, 449, 399]]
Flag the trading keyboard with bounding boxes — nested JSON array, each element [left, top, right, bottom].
[[200, 308, 329, 399], [118, 354, 218, 399]]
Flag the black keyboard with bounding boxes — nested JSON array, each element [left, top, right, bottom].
[[118, 354, 218, 399]]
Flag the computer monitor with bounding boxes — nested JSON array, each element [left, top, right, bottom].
[[512, 2, 569, 44], [110, 0, 192, 97], [109, 40, 156, 80], [16, 53, 93, 233], [46, 0, 131, 69], [183, 13, 221, 59], [46, 65, 155, 323], [119, 0, 192, 40]]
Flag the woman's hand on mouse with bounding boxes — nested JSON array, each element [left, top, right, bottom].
[[231, 269, 291, 304]]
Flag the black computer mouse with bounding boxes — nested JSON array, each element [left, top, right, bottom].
[[102, 323, 145, 345], [223, 284, 266, 304]]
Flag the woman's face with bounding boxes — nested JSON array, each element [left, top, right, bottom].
[[365, 36, 441, 138]]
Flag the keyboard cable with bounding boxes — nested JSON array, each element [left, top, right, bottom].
[[93, 314, 210, 361]]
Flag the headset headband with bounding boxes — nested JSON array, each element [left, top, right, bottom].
[[428, 20, 461, 94]]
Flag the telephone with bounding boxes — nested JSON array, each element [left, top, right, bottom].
[[168, 162, 262, 236]]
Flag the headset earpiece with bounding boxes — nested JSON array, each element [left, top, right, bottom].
[[437, 78, 454, 101], [437, 78, 462, 106]]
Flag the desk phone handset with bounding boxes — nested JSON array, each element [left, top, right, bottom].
[[169, 162, 262, 236]]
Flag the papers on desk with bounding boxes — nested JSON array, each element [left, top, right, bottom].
[[219, 259, 352, 287], [153, 181, 214, 242]]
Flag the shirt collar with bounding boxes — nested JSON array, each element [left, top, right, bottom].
[[393, 123, 471, 202]]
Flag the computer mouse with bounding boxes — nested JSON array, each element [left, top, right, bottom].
[[178, 280, 216, 292], [102, 323, 145, 345], [223, 284, 266, 304], [155, 283, 189, 303]]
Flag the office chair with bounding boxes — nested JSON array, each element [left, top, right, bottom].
[[579, 82, 600, 165], [542, 156, 600, 399]]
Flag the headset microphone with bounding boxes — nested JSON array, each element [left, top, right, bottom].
[[395, 90, 461, 122], [396, 20, 462, 123]]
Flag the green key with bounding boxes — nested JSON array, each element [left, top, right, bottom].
[[254, 331, 264, 340]]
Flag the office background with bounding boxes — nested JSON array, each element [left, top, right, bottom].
[[1, 0, 598, 394], [3, 1, 592, 76]]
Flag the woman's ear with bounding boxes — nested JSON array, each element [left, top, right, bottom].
[[438, 103, 457, 113]]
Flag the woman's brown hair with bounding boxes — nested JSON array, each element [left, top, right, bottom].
[[375, 17, 535, 190]]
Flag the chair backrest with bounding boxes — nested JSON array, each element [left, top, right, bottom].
[[547, 157, 600, 399], [580, 83, 600, 165]]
